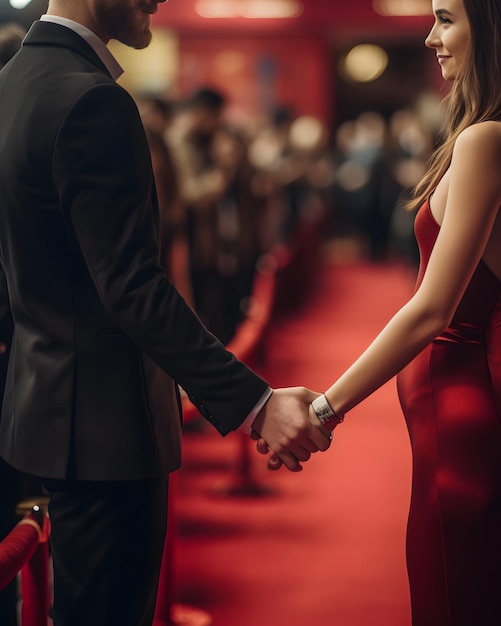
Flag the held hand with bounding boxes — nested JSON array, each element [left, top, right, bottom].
[[250, 387, 332, 472], [252, 399, 336, 471]]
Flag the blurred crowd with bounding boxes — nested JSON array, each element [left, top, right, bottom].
[[135, 86, 442, 346], [331, 102, 442, 265], [0, 20, 442, 350], [136, 89, 334, 344]]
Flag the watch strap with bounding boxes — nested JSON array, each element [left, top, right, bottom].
[[311, 394, 344, 427]]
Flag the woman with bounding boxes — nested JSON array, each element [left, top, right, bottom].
[[259, 1, 501, 623]]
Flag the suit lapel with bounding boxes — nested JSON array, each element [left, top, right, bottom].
[[22, 20, 112, 77]]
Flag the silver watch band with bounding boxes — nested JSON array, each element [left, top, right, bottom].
[[311, 394, 343, 427]]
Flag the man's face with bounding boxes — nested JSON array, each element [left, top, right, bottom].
[[94, 0, 162, 49]]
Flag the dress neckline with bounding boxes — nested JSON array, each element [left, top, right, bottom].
[[425, 197, 441, 229]]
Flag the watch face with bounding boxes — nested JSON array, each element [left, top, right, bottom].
[[313, 398, 333, 414], [312, 396, 343, 426]]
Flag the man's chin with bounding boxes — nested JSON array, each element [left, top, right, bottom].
[[120, 30, 152, 50], [133, 40, 152, 50]]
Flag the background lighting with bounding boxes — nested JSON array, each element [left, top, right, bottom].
[[8, 0, 33, 9], [373, 0, 431, 17], [341, 44, 389, 83], [195, 0, 303, 19]]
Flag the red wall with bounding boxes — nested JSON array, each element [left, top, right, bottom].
[[153, 1, 431, 127], [178, 35, 332, 124], [153, 0, 430, 35]]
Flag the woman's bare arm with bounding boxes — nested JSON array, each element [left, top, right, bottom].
[[323, 121, 501, 417]]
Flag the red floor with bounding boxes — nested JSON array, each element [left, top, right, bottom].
[[171, 260, 417, 626]]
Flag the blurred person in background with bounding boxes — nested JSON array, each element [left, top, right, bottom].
[[247, 105, 299, 248], [331, 112, 394, 261], [167, 87, 229, 335], [386, 107, 437, 267], [208, 125, 264, 342], [136, 95, 192, 300], [136, 93, 175, 136], [0, 22, 25, 68]]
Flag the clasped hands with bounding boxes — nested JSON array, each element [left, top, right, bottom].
[[250, 387, 334, 472], [0, 344, 331, 472]]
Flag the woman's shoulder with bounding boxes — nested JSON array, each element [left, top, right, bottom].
[[456, 120, 501, 146], [453, 121, 501, 164]]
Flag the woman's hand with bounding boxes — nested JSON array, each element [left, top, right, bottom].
[[251, 393, 334, 471]]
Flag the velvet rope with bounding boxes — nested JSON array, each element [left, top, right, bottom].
[[21, 537, 51, 626], [0, 521, 40, 591], [0, 507, 51, 626]]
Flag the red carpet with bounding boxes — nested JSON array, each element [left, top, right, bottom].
[[174, 260, 416, 626]]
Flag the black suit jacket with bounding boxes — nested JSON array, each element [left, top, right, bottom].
[[0, 21, 268, 481]]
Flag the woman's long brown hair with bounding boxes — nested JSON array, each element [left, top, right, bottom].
[[408, 0, 501, 211]]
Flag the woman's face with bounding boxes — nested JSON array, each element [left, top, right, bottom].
[[425, 0, 472, 81]]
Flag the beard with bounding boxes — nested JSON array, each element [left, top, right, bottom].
[[95, 0, 153, 50]]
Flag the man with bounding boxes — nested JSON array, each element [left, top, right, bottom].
[[0, 1, 330, 624]]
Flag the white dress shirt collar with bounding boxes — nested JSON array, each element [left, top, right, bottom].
[[39, 14, 124, 81]]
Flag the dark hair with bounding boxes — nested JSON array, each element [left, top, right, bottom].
[[409, 0, 501, 210], [270, 105, 294, 129], [142, 94, 173, 113], [187, 87, 226, 112]]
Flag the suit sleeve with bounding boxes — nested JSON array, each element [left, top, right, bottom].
[[52, 83, 268, 435]]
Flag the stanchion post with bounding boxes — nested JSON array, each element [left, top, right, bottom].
[[21, 540, 50, 626], [19, 507, 50, 626]]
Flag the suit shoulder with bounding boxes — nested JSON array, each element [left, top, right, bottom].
[[63, 82, 141, 129]]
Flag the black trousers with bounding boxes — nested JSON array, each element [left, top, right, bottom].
[[42, 476, 169, 626]]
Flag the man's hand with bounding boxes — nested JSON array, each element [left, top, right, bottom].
[[0, 342, 6, 354], [250, 387, 332, 472]]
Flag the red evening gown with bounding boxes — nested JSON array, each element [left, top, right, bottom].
[[397, 199, 501, 625]]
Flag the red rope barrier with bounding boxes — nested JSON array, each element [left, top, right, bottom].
[[20, 525, 50, 626], [0, 506, 51, 626], [0, 521, 39, 591]]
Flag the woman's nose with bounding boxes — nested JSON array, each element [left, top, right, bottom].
[[425, 25, 440, 49]]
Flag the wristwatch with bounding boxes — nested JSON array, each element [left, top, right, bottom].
[[311, 394, 344, 427]]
